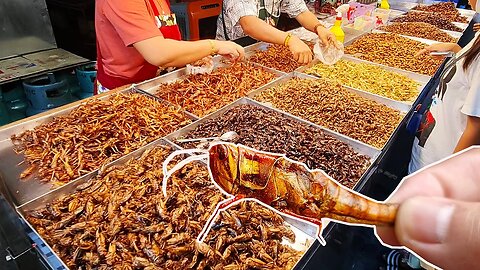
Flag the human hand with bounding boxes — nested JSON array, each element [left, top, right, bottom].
[[288, 36, 313, 64], [415, 42, 460, 60], [316, 26, 338, 49], [192, 56, 214, 67], [474, 23, 480, 32], [375, 146, 480, 270], [215, 40, 245, 62]]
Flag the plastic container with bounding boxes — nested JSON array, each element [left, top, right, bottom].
[[351, 15, 376, 31], [22, 73, 78, 116], [75, 63, 96, 93], [373, 8, 391, 24]]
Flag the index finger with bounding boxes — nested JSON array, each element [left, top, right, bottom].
[[387, 146, 480, 204], [415, 48, 429, 58]]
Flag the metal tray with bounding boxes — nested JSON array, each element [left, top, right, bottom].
[[134, 59, 286, 95], [297, 56, 429, 108], [374, 25, 463, 41], [17, 137, 317, 270], [251, 72, 410, 114], [372, 29, 445, 45], [405, 5, 476, 22], [343, 32, 444, 77], [166, 97, 380, 164], [0, 87, 195, 206], [391, 13, 470, 32]]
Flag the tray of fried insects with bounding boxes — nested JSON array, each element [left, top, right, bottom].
[[252, 71, 410, 113], [166, 97, 380, 167], [134, 57, 286, 95], [15, 138, 176, 269], [0, 87, 197, 207], [246, 72, 408, 150], [17, 137, 320, 270], [296, 56, 431, 110], [370, 28, 456, 46], [341, 31, 446, 77], [375, 21, 464, 41]]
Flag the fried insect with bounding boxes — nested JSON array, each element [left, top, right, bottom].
[[163, 143, 397, 245], [155, 61, 277, 117], [11, 93, 191, 184]]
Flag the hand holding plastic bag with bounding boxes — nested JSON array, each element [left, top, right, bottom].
[[314, 40, 344, 65], [186, 56, 214, 75]]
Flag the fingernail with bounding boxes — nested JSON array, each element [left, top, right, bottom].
[[398, 197, 454, 244]]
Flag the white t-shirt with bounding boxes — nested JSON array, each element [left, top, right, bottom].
[[409, 33, 480, 173]]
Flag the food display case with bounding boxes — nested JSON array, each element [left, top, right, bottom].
[[0, 1, 478, 269]]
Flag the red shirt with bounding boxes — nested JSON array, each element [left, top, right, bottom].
[[95, 0, 180, 88]]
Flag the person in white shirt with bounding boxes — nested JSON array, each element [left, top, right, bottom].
[[408, 0, 480, 172], [217, 0, 336, 64]]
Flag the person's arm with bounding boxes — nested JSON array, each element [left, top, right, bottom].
[[295, 11, 336, 46], [454, 116, 480, 152], [103, 0, 243, 69], [133, 38, 243, 68], [239, 16, 313, 64], [239, 16, 289, 45], [415, 42, 462, 59]]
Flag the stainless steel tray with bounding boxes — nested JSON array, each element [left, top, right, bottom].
[[166, 97, 380, 164], [0, 87, 195, 206], [134, 59, 286, 95], [377, 21, 464, 40], [16, 138, 177, 270], [343, 32, 444, 77], [390, 13, 470, 32], [297, 56, 429, 109], [246, 73, 407, 149], [17, 137, 317, 270], [249, 72, 409, 113], [371, 29, 448, 45]]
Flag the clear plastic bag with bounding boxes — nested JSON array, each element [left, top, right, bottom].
[[186, 56, 214, 75], [314, 41, 344, 65]]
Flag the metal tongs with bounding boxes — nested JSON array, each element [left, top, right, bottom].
[[430, 51, 456, 58]]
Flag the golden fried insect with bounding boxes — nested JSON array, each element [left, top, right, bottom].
[[163, 143, 398, 245]]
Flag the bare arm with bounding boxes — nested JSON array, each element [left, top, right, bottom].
[[454, 115, 480, 153], [133, 37, 244, 68], [295, 10, 336, 46], [239, 15, 288, 45], [239, 15, 312, 64]]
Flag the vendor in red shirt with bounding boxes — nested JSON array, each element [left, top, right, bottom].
[[95, 0, 245, 92]]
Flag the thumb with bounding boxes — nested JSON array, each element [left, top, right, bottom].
[[395, 197, 480, 269]]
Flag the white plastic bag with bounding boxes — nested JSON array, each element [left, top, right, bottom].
[[314, 41, 344, 65]]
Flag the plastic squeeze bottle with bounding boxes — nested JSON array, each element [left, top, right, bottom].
[[330, 12, 345, 43], [380, 0, 390, 9]]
